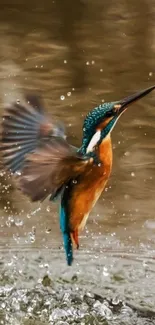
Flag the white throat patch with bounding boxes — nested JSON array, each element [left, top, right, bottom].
[[86, 130, 101, 153]]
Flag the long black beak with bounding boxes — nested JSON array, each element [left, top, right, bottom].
[[117, 85, 155, 114]]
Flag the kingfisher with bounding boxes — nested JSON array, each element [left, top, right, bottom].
[[1, 85, 155, 265]]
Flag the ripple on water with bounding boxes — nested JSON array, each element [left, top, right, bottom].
[[0, 250, 155, 325]]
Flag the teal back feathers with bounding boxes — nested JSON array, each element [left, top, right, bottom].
[[79, 102, 117, 154]]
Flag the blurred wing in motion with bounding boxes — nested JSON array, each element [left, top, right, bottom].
[[17, 137, 91, 202], [1, 94, 66, 173]]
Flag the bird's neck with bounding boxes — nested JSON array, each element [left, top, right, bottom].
[[79, 135, 91, 155], [98, 134, 113, 169], [79, 129, 100, 155], [79, 130, 112, 157], [79, 133, 112, 176]]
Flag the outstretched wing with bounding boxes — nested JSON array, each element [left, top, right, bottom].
[[17, 137, 91, 202], [1, 94, 66, 173]]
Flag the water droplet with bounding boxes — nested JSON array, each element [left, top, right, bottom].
[[27, 305, 33, 313], [100, 68, 103, 72], [93, 300, 112, 320], [131, 172, 135, 177], [103, 266, 109, 277], [112, 296, 121, 305], [16, 99, 20, 104], [6, 216, 15, 227], [49, 308, 68, 321], [27, 227, 36, 243], [86, 61, 90, 65], [149, 72, 153, 77], [15, 218, 24, 227], [72, 179, 77, 184], [31, 207, 41, 215], [15, 170, 21, 177], [124, 151, 130, 156], [46, 206, 50, 212], [64, 60, 67, 64], [67, 91, 71, 96], [91, 60, 95, 64], [124, 194, 130, 200], [60, 95, 65, 100], [7, 259, 13, 266], [46, 228, 51, 234], [29, 233, 35, 243], [1, 302, 6, 309], [13, 233, 20, 243]]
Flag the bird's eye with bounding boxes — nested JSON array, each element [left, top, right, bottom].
[[106, 111, 113, 117]]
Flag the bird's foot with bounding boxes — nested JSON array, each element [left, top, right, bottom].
[[70, 230, 79, 249]]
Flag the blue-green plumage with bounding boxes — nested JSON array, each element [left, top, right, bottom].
[[79, 102, 117, 155], [60, 189, 73, 266], [60, 204, 73, 266]]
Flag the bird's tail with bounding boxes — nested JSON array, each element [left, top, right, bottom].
[[60, 204, 73, 266], [1, 95, 65, 173], [60, 204, 80, 266]]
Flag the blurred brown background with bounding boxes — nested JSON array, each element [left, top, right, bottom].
[[0, 0, 155, 254]]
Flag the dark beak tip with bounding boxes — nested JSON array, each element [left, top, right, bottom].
[[120, 85, 155, 108]]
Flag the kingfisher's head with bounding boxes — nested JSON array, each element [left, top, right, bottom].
[[81, 85, 155, 154]]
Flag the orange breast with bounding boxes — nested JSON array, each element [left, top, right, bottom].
[[69, 135, 113, 231]]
